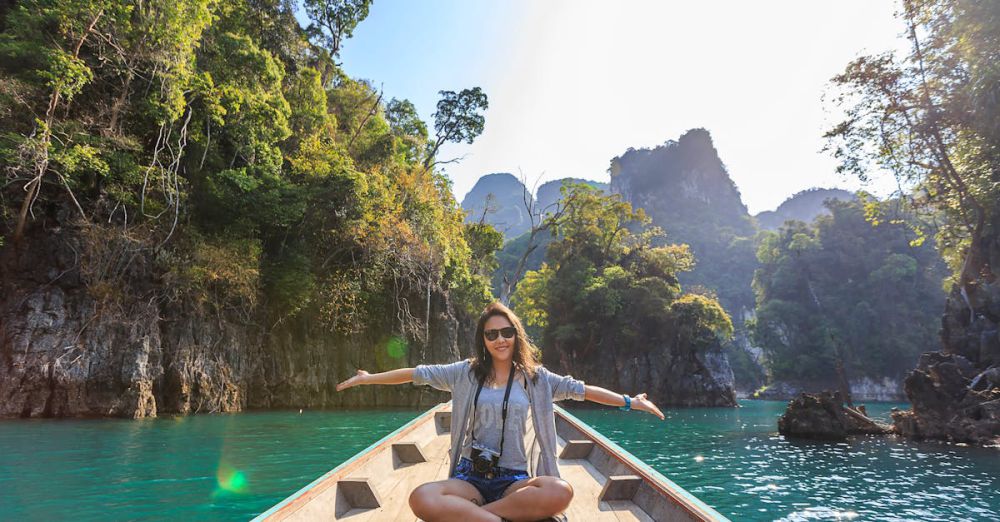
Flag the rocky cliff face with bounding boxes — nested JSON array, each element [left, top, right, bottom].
[[729, 324, 767, 397], [606, 129, 757, 400], [609, 129, 753, 238], [608, 129, 756, 316], [890, 211, 1000, 444], [544, 339, 736, 408], [253, 291, 469, 410], [0, 227, 464, 418]]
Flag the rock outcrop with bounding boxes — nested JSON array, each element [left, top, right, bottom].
[[778, 391, 892, 441], [891, 353, 1000, 445], [607, 130, 757, 397], [888, 210, 1000, 446], [545, 342, 737, 408], [0, 226, 462, 418], [609, 129, 756, 314]]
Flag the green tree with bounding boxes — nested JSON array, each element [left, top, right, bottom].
[[0, 0, 495, 349], [385, 98, 429, 165], [514, 185, 732, 370], [824, 0, 999, 291], [424, 87, 488, 170], [0, 0, 216, 243], [302, 0, 371, 57], [751, 198, 948, 385]]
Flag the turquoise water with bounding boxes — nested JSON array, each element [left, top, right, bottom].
[[1, 401, 998, 521], [571, 402, 1000, 521], [0, 409, 421, 520]]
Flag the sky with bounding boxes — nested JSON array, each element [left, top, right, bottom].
[[338, 0, 909, 214]]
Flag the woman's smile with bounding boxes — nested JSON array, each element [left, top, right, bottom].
[[492, 344, 510, 357]]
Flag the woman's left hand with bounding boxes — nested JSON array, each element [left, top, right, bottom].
[[631, 393, 665, 420]]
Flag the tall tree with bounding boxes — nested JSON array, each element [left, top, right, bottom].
[[302, 0, 371, 58], [824, 0, 999, 298], [424, 87, 488, 170]]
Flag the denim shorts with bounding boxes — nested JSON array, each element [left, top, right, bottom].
[[453, 457, 530, 504]]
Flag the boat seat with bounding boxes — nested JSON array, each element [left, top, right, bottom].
[[392, 442, 427, 464], [434, 411, 451, 433], [337, 477, 381, 510], [558, 440, 595, 460], [598, 474, 642, 501]]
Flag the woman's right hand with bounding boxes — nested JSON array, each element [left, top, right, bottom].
[[336, 369, 370, 391]]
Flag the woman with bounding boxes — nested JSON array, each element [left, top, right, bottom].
[[336, 302, 665, 522]]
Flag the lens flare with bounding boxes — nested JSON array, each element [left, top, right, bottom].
[[216, 464, 248, 494], [386, 336, 407, 358]]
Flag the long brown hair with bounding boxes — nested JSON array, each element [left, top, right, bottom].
[[471, 301, 541, 385]]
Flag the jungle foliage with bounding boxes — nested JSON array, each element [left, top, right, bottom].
[[0, 0, 497, 338], [750, 198, 948, 382], [513, 184, 733, 360], [824, 0, 999, 289]]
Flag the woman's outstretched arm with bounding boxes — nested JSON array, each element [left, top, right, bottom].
[[336, 368, 414, 391], [584, 384, 665, 420]]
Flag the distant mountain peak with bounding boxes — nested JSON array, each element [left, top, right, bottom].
[[535, 178, 608, 214], [608, 128, 756, 312], [610, 128, 751, 230], [461, 174, 610, 239], [754, 188, 857, 230], [460, 173, 533, 238]]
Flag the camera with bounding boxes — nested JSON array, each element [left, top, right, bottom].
[[470, 443, 501, 479]]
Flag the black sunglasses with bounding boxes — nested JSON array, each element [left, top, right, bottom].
[[484, 327, 516, 341]]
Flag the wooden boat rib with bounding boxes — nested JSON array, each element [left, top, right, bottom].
[[253, 402, 730, 521]]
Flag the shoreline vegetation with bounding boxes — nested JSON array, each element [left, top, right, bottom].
[[1, 1, 998, 447], [1, 0, 736, 420]]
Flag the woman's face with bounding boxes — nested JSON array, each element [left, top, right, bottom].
[[483, 314, 516, 364]]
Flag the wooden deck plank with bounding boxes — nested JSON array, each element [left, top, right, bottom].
[[556, 435, 650, 522], [340, 424, 452, 521]]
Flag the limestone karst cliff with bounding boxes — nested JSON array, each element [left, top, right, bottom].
[[610, 129, 756, 314], [0, 226, 464, 418]]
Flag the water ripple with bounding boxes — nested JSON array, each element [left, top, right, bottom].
[[568, 400, 1000, 521], [1, 402, 998, 521]]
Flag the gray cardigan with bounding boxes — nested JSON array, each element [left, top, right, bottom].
[[413, 360, 586, 478]]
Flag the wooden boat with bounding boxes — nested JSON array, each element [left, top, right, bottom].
[[253, 402, 730, 521]]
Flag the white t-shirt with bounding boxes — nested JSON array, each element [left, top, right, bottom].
[[460, 379, 530, 470]]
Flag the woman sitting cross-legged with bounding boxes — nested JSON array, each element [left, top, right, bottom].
[[335, 301, 665, 522]]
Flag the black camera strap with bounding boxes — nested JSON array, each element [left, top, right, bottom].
[[470, 364, 517, 459]]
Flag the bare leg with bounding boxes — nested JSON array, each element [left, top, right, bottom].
[[481, 476, 573, 521], [409, 479, 501, 522]]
